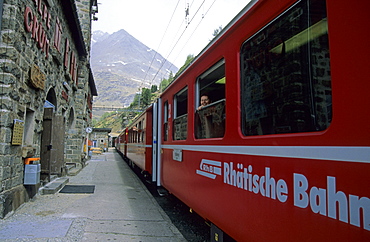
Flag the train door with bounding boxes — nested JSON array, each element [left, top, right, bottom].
[[152, 99, 162, 185], [124, 127, 128, 156]]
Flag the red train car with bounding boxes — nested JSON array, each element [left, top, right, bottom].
[[115, 129, 126, 155], [117, 0, 370, 240], [116, 106, 154, 176]]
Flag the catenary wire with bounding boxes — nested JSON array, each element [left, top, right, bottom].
[[143, 0, 181, 87], [151, 0, 217, 83], [145, 0, 196, 88], [169, 0, 217, 70]]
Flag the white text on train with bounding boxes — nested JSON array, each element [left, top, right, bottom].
[[294, 173, 370, 231], [199, 160, 370, 231], [223, 162, 288, 203]]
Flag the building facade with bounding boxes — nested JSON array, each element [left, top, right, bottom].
[[91, 128, 112, 151], [0, 0, 98, 218]]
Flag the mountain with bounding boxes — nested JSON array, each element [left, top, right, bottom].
[[90, 30, 178, 107]]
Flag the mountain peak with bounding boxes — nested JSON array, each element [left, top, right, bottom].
[[91, 30, 178, 107]]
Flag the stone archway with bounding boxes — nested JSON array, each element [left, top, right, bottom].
[[45, 88, 57, 110]]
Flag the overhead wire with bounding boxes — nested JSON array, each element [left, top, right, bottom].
[[186, 0, 205, 28], [151, 0, 217, 83], [146, 0, 196, 88], [151, 0, 208, 83], [165, 0, 197, 57], [143, 0, 181, 88], [170, 0, 217, 69]]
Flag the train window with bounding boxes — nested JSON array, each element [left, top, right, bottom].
[[163, 101, 169, 141], [195, 60, 226, 139], [138, 121, 142, 143], [134, 126, 138, 143], [142, 120, 145, 143], [140, 121, 145, 143], [241, 0, 332, 136], [173, 87, 188, 140]]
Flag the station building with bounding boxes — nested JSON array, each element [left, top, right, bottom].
[[90, 128, 112, 151], [0, 0, 98, 218]]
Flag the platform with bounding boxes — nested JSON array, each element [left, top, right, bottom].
[[0, 149, 185, 241]]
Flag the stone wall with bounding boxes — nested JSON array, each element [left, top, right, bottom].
[[0, 0, 96, 218]]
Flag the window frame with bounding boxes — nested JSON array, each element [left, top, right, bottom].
[[173, 87, 188, 141], [195, 59, 226, 139], [240, 0, 332, 137]]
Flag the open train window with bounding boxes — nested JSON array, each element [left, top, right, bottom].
[[195, 60, 226, 139], [241, 0, 332, 136], [173, 87, 188, 140]]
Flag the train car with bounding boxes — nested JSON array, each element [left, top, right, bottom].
[[117, 106, 154, 176], [117, 0, 370, 240], [115, 128, 126, 155]]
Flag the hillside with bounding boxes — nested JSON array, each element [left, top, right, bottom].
[[93, 111, 139, 135], [91, 30, 178, 107]]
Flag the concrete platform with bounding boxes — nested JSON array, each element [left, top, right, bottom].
[[0, 149, 185, 241]]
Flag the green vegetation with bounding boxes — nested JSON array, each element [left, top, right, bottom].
[[128, 85, 160, 110], [93, 110, 141, 134], [174, 54, 195, 79], [94, 55, 195, 133], [94, 49, 200, 132], [93, 111, 121, 132], [93, 84, 158, 133]]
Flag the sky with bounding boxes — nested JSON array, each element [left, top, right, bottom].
[[92, 0, 251, 69]]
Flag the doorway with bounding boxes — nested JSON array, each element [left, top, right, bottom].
[[40, 89, 65, 182]]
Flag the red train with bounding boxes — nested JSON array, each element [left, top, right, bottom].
[[116, 0, 370, 240]]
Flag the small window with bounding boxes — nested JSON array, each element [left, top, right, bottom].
[[173, 87, 188, 140], [67, 108, 75, 130], [130, 126, 138, 143], [139, 120, 145, 143], [195, 60, 226, 139], [24, 109, 35, 145], [138, 121, 142, 143], [241, 0, 331, 136], [163, 101, 169, 141], [135, 125, 138, 143]]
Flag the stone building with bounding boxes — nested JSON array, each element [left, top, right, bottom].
[[0, 0, 98, 218], [91, 128, 112, 151]]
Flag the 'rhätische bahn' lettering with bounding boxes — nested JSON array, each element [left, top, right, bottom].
[[204, 161, 370, 231]]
